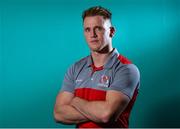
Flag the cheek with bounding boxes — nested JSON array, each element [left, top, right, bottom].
[[99, 33, 106, 41], [84, 35, 91, 43], [104, 31, 109, 37], [84, 34, 89, 40], [86, 35, 90, 41], [103, 32, 110, 40]]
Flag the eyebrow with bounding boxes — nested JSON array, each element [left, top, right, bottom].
[[94, 26, 103, 28], [84, 25, 103, 29], [84, 27, 90, 30]]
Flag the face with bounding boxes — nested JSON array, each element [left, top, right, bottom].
[[83, 16, 114, 52]]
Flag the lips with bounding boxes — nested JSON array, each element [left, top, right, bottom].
[[90, 40, 99, 43]]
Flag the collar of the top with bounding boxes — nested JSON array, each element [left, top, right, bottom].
[[86, 48, 119, 69]]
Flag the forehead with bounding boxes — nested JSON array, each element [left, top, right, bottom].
[[83, 16, 106, 27]]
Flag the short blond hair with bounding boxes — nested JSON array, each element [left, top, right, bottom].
[[82, 6, 112, 21]]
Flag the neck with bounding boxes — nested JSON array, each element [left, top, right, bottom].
[[91, 46, 113, 67]]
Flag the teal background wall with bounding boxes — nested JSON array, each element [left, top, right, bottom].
[[0, 0, 180, 128]]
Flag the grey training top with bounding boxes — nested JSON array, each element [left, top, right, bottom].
[[61, 48, 140, 99]]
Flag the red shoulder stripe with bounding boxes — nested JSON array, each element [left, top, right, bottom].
[[117, 55, 132, 64]]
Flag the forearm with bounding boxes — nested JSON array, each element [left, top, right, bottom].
[[71, 91, 130, 123], [54, 104, 89, 124], [71, 97, 110, 123]]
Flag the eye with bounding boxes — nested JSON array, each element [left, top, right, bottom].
[[84, 28, 90, 32], [95, 26, 103, 32]]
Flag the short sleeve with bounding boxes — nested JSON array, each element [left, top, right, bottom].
[[109, 64, 140, 99], [60, 64, 75, 93]]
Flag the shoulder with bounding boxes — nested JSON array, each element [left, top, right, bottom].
[[114, 54, 140, 78], [67, 56, 89, 73], [73, 56, 89, 68], [117, 54, 132, 64], [112, 55, 140, 91], [74, 56, 89, 66]]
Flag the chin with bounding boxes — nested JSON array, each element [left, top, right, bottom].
[[90, 47, 102, 52], [88, 43, 104, 52]]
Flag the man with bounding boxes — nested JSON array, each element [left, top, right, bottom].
[[54, 6, 140, 128]]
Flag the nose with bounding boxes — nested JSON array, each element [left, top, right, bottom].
[[90, 29, 97, 38]]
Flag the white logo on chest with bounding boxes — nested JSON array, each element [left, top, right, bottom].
[[75, 79, 83, 83], [98, 75, 109, 88]]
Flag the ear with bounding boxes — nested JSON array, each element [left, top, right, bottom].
[[109, 27, 115, 37]]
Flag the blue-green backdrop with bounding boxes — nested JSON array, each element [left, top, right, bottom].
[[0, 0, 180, 128]]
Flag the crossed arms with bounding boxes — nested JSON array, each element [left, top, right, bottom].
[[54, 90, 130, 124]]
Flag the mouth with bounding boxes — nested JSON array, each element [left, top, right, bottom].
[[90, 40, 99, 43]]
